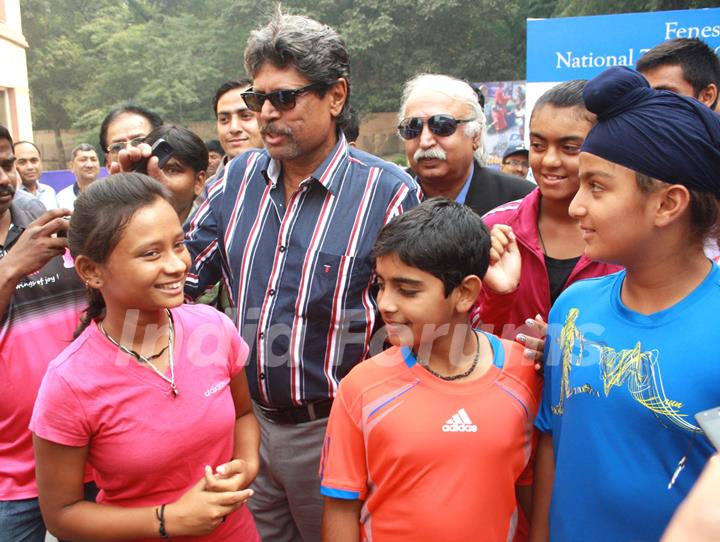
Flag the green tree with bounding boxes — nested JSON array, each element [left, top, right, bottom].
[[21, 0, 717, 143]]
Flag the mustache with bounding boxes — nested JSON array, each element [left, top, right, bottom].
[[413, 148, 447, 162], [0, 184, 15, 198], [261, 123, 293, 137]]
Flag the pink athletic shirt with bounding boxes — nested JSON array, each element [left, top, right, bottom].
[[0, 249, 85, 500], [30, 303, 259, 541]]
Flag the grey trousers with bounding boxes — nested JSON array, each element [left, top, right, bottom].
[[248, 403, 328, 542]]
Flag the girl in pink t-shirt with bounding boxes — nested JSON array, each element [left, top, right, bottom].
[[30, 173, 260, 541]]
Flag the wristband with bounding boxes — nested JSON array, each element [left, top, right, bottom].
[[156, 504, 170, 539]]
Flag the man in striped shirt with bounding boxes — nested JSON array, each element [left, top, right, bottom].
[[184, 13, 418, 542]]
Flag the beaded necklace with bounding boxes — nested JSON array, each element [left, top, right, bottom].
[[99, 309, 178, 397], [418, 331, 480, 381]]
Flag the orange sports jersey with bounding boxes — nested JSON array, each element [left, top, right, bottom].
[[320, 332, 541, 542]]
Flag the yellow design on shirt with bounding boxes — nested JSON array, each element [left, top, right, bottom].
[[552, 308, 697, 432]]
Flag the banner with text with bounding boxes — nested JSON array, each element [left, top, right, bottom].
[[525, 7, 720, 137]]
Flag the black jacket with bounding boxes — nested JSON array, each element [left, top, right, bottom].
[[412, 160, 535, 217], [463, 160, 534, 217]]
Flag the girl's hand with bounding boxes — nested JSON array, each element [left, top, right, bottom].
[[204, 460, 255, 493], [164, 473, 253, 536], [483, 224, 521, 294], [516, 314, 547, 372]]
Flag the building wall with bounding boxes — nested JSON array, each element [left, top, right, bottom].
[[0, 0, 32, 141]]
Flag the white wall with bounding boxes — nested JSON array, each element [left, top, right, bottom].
[[0, 0, 33, 141]]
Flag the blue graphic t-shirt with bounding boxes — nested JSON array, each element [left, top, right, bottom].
[[536, 264, 720, 542]]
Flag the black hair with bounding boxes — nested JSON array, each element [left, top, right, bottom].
[[212, 79, 252, 117], [13, 140, 40, 154], [144, 125, 209, 174], [69, 173, 172, 338], [0, 124, 12, 147], [70, 143, 96, 161], [635, 171, 720, 241], [99, 105, 163, 155], [373, 198, 490, 296], [342, 107, 360, 143], [244, 12, 351, 128], [205, 139, 224, 155], [637, 38, 720, 108], [531, 79, 595, 123]]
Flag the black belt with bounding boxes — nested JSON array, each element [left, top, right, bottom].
[[255, 399, 333, 425]]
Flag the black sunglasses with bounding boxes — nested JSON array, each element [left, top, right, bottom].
[[397, 114, 475, 140], [241, 82, 329, 113]]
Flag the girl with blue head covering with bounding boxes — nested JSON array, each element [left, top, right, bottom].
[[532, 66, 720, 542]]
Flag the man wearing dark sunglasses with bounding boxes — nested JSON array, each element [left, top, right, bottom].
[[181, 13, 419, 542], [400, 74, 533, 217]]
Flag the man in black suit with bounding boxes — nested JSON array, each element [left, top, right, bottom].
[[399, 74, 533, 216]]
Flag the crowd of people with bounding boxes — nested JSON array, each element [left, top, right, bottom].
[[1, 10, 720, 542]]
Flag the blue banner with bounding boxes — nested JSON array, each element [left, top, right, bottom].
[[527, 8, 720, 83]]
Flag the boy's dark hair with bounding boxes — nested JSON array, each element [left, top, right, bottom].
[[212, 79, 252, 117], [373, 198, 490, 296], [0, 124, 13, 147], [205, 139, 224, 155], [69, 173, 172, 338], [144, 125, 209, 174], [531, 79, 594, 123], [99, 105, 163, 154], [636, 38, 720, 108]]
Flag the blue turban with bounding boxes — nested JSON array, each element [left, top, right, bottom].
[[581, 66, 720, 196]]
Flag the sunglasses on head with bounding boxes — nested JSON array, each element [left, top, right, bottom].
[[397, 114, 475, 140], [241, 81, 330, 113]]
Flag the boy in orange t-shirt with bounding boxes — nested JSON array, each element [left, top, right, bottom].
[[319, 198, 541, 542]]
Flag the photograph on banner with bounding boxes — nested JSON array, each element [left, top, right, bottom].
[[475, 80, 526, 169]]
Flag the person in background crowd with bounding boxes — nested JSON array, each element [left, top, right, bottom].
[[100, 105, 163, 167], [532, 66, 720, 542], [144, 125, 208, 225], [14, 141, 58, 210], [56, 144, 101, 212], [31, 173, 260, 541], [0, 128, 45, 218], [213, 79, 263, 165], [500, 146, 529, 179], [0, 124, 85, 542], [399, 74, 533, 217], [205, 139, 224, 178], [637, 37, 719, 110]]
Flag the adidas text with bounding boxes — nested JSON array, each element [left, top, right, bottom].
[[442, 423, 478, 432]]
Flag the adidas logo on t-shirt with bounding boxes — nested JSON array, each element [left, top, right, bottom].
[[442, 408, 478, 432]]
